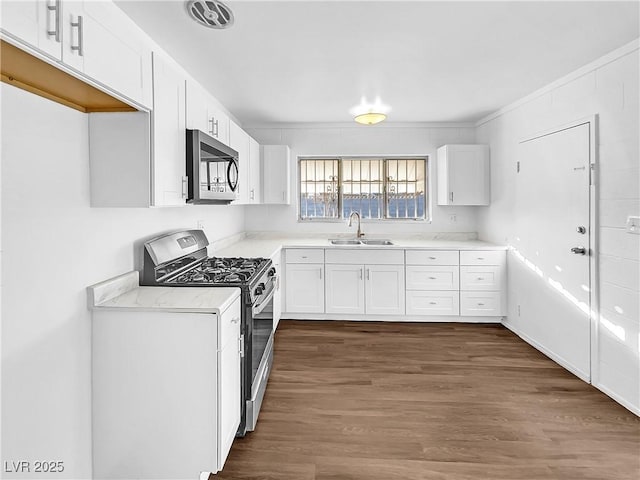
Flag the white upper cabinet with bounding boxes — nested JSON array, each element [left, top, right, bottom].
[[151, 52, 187, 207], [185, 78, 230, 146], [262, 145, 291, 204], [437, 144, 490, 206], [230, 120, 251, 204], [1, 0, 62, 60], [61, 1, 153, 108], [248, 136, 261, 203], [1, 0, 152, 109]]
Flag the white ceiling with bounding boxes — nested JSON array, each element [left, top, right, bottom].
[[116, 1, 639, 125]]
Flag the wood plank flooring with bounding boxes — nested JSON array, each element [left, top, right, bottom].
[[218, 321, 640, 480]]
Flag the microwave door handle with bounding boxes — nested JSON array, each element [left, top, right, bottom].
[[227, 159, 239, 192], [206, 161, 212, 191]]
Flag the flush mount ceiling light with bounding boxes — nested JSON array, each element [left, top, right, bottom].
[[186, 0, 234, 29], [354, 112, 387, 125], [351, 97, 390, 125]]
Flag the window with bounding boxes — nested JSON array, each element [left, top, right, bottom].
[[299, 157, 428, 221]]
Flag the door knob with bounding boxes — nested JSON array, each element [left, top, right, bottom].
[[571, 246, 587, 255], [576, 226, 587, 234]]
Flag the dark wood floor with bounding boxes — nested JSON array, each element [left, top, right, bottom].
[[219, 321, 640, 480]]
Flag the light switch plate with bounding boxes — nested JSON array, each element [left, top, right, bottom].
[[626, 216, 640, 235]]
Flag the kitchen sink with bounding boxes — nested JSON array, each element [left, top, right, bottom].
[[329, 239, 362, 245], [360, 239, 394, 245], [329, 239, 394, 246]]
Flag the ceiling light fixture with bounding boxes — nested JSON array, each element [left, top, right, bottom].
[[354, 112, 387, 125], [351, 97, 390, 125]]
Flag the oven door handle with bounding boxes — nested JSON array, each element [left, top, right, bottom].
[[252, 279, 275, 316]]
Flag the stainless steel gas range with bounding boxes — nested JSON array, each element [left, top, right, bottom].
[[141, 230, 275, 436]]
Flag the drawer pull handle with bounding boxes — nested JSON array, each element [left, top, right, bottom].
[[429, 302, 437, 305], [301, 256, 308, 258], [428, 276, 437, 279], [477, 277, 484, 280], [231, 317, 240, 324], [477, 257, 485, 260], [477, 303, 485, 306], [429, 256, 436, 260]]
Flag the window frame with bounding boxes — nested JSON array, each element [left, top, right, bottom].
[[297, 155, 432, 223]]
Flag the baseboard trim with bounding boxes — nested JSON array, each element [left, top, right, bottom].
[[281, 314, 504, 323]]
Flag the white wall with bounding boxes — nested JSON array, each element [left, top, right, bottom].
[[244, 125, 480, 236], [0, 84, 245, 479], [476, 42, 640, 413]]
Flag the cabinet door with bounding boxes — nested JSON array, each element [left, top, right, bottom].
[[365, 264, 405, 315], [62, 1, 152, 108], [437, 145, 489, 206], [152, 53, 186, 207], [325, 264, 365, 314], [262, 145, 290, 204], [185, 79, 209, 132], [284, 264, 324, 313], [207, 103, 230, 146], [1, 0, 62, 60], [249, 136, 261, 203], [230, 120, 251, 204], [272, 255, 282, 330], [217, 307, 241, 471]]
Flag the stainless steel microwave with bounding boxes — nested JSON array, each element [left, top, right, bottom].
[[186, 129, 239, 204]]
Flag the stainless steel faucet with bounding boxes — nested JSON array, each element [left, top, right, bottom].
[[347, 211, 364, 238]]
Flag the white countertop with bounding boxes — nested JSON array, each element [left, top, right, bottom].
[[88, 271, 240, 314], [213, 232, 507, 260]]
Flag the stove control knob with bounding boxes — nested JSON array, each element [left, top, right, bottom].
[[268, 267, 276, 277], [255, 285, 264, 296]]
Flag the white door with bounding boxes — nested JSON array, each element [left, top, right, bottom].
[[284, 264, 324, 313], [365, 265, 405, 315], [325, 264, 365, 314], [514, 122, 592, 379]]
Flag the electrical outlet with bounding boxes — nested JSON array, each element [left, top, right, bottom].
[[449, 214, 457, 223], [626, 216, 640, 235], [517, 304, 521, 317]]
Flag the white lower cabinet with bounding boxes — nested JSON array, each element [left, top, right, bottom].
[[92, 293, 242, 479], [406, 290, 460, 316], [460, 250, 506, 316], [324, 249, 405, 316], [218, 300, 242, 468], [325, 264, 365, 314], [282, 247, 505, 319], [405, 250, 460, 317], [365, 264, 405, 315], [285, 263, 325, 313], [460, 291, 502, 316], [325, 263, 405, 315]]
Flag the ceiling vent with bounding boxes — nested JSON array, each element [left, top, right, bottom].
[[186, 0, 234, 29]]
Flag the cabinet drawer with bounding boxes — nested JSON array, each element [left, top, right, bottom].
[[405, 250, 459, 265], [325, 248, 404, 265], [219, 294, 241, 350], [460, 250, 505, 266], [460, 266, 504, 291], [406, 265, 459, 290], [286, 248, 325, 263], [460, 291, 503, 316], [406, 291, 459, 316]]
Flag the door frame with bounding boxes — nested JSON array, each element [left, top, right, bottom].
[[519, 115, 599, 383]]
